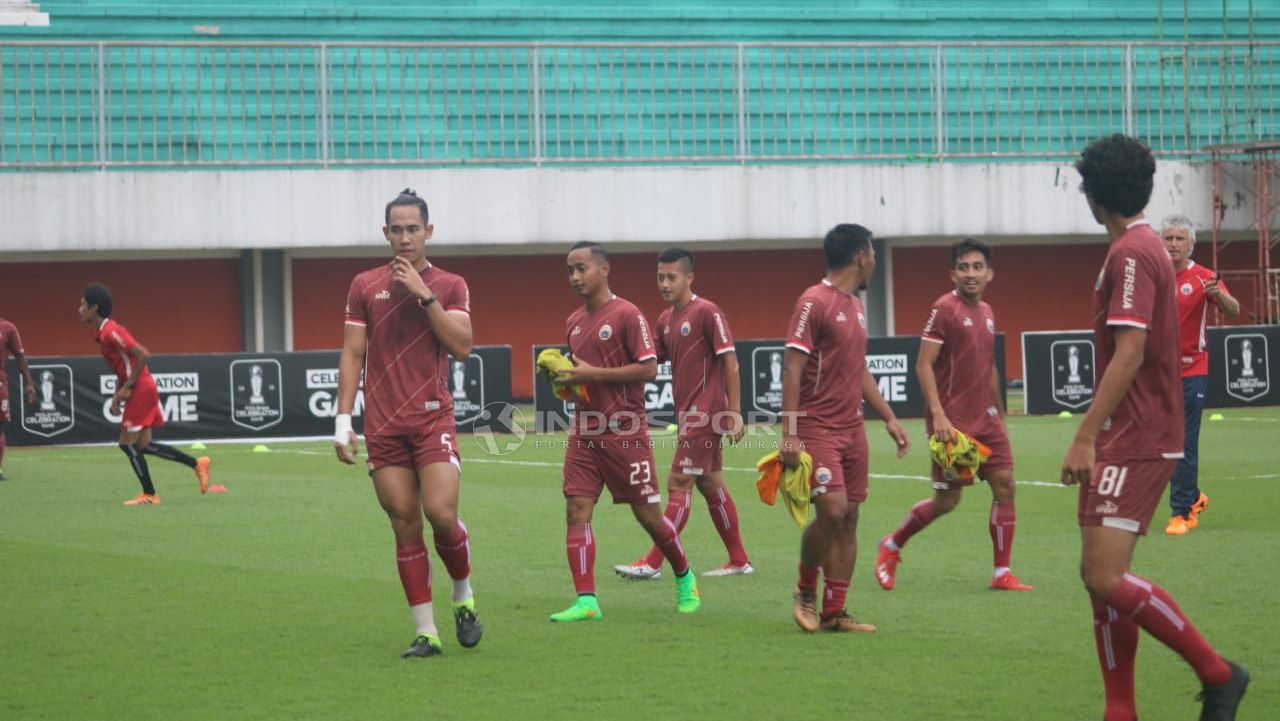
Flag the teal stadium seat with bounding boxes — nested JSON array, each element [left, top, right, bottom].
[[1, 1, 1277, 167]]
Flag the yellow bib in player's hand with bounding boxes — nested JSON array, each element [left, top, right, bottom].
[[928, 430, 992, 482], [536, 348, 590, 403]]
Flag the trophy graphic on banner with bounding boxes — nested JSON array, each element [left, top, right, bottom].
[[453, 360, 468, 399], [1067, 345, 1082, 384], [1242, 340, 1255, 377], [249, 364, 266, 404], [39, 370, 56, 411], [769, 352, 783, 391]]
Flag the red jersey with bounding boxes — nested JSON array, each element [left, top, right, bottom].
[[0, 318, 23, 397], [920, 291, 1000, 433], [565, 295, 658, 435], [1174, 261, 1229, 377], [655, 295, 736, 424], [94, 318, 156, 390], [785, 280, 867, 431], [1092, 221, 1184, 462], [345, 262, 471, 436]]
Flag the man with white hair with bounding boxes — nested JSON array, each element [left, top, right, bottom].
[[1161, 214, 1240, 535]]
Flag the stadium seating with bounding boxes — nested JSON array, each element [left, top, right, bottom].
[[1, 1, 1277, 166]]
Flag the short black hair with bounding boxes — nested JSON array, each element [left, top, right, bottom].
[[569, 241, 610, 263], [82, 282, 114, 318], [385, 188, 429, 225], [824, 223, 873, 269], [951, 237, 992, 267], [1075, 134, 1155, 217], [656, 247, 694, 272]]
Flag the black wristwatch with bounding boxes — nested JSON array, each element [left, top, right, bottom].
[[418, 295, 437, 309]]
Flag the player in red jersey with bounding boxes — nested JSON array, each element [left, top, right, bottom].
[[1063, 135, 1248, 721], [613, 247, 753, 581], [334, 189, 482, 658], [785, 224, 910, 634], [549, 241, 700, 622], [1160, 214, 1240, 536], [77, 283, 211, 505], [875, 238, 1032, 592], [0, 316, 38, 480]]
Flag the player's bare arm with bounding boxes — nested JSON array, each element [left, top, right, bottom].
[[915, 337, 954, 442], [1203, 276, 1241, 318], [391, 255, 473, 359], [720, 351, 745, 444], [334, 321, 367, 464], [15, 351, 36, 404], [1060, 327, 1146, 486], [989, 365, 1006, 420], [112, 341, 152, 413], [779, 348, 808, 467], [862, 369, 910, 457], [557, 358, 656, 385]]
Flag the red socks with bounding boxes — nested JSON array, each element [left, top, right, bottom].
[[643, 488, 691, 568], [650, 516, 690, 576], [432, 520, 471, 581], [1103, 573, 1231, 686], [797, 563, 820, 595], [1092, 597, 1139, 721], [890, 498, 938, 548], [566, 523, 596, 595], [395, 538, 433, 606], [706, 486, 750, 566], [989, 500, 1016, 568], [822, 578, 850, 618]]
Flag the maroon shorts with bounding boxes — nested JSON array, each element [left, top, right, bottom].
[[121, 381, 165, 432], [365, 424, 461, 474], [1077, 457, 1178, 536], [670, 432, 723, 477], [800, 425, 869, 504], [929, 422, 1015, 489], [0, 384, 9, 423], [563, 435, 661, 505]]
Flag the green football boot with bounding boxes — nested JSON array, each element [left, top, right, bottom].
[[675, 570, 701, 614], [549, 595, 603, 622]]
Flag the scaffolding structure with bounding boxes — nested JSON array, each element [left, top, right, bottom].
[[1206, 141, 1280, 324]]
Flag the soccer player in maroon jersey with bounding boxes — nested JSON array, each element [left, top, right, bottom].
[[0, 316, 38, 481], [333, 189, 482, 658], [613, 247, 753, 581], [785, 224, 910, 633], [1160, 214, 1240, 536], [549, 241, 701, 622], [77, 283, 212, 505], [1063, 135, 1248, 721], [874, 238, 1032, 592]]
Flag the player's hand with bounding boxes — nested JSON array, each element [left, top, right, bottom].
[[780, 434, 802, 468], [723, 411, 745, 444], [25, 383, 36, 405], [886, 419, 910, 458], [1202, 275, 1223, 300], [334, 413, 360, 465], [930, 411, 957, 443], [556, 358, 598, 385], [1060, 437, 1095, 486], [392, 256, 432, 301], [111, 386, 132, 414]]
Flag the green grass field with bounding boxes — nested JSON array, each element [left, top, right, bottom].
[[2, 409, 1276, 721]]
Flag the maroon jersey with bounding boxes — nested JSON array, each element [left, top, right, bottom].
[[1174, 261, 1229, 377], [1092, 221, 1184, 461], [655, 295, 736, 424], [94, 318, 155, 389], [921, 291, 1000, 433], [785, 280, 867, 431], [345, 262, 471, 436], [565, 295, 657, 435], [0, 318, 23, 401]]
